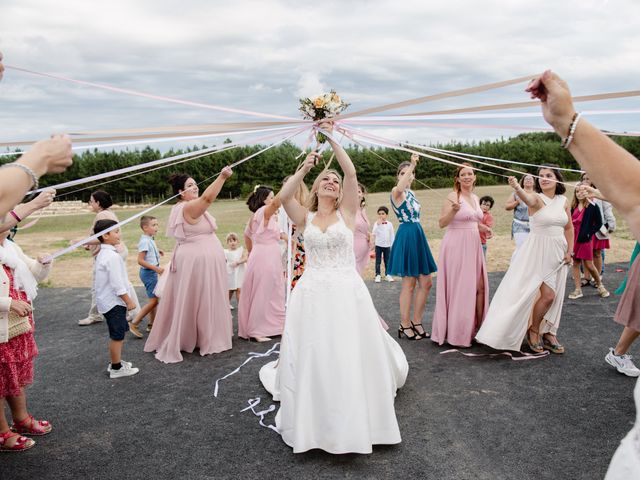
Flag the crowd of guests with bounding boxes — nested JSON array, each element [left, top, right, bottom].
[[0, 51, 638, 473]]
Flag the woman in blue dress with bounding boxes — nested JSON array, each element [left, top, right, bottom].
[[387, 153, 438, 340]]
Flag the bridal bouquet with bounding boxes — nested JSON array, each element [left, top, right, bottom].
[[299, 91, 349, 143]]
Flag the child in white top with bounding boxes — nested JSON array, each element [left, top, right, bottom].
[[371, 206, 395, 283], [93, 219, 139, 379], [224, 232, 247, 309]]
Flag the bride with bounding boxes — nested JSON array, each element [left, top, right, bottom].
[[259, 122, 408, 454]]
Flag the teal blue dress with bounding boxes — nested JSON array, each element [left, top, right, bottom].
[[387, 190, 437, 277]]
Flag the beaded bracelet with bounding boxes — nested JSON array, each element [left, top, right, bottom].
[[561, 112, 582, 149], [0, 162, 39, 190]]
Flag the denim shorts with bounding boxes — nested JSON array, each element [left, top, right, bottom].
[[103, 305, 129, 341], [139, 268, 158, 299]]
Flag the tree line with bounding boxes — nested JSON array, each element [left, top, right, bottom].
[[4, 132, 638, 204]]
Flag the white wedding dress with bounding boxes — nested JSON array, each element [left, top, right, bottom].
[[259, 211, 408, 454]]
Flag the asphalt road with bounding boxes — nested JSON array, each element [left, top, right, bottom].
[[2, 265, 637, 480]]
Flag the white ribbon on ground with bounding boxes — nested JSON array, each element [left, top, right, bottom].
[[240, 397, 279, 433], [213, 342, 280, 398]]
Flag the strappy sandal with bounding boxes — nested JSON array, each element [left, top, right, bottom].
[[411, 322, 430, 339], [0, 430, 35, 451], [526, 329, 544, 354], [542, 335, 565, 354], [580, 278, 589, 287], [398, 325, 423, 340], [11, 415, 52, 436]]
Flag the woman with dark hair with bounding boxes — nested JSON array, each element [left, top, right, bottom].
[[237, 185, 286, 342], [476, 165, 573, 354], [432, 163, 489, 347], [144, 169, 233, 363], [353, 183, 371, 276], [387, 153, 437, 340], [77, 190, 137, 326]]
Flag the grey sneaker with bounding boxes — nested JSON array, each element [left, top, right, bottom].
[[106, 360, 133, 374], [78, 316, 103, 326], [109, 364, 139, 379], [605, 348, 640, 377]]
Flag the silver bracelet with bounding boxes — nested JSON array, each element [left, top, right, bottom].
[[0, 162, 39, 190], [561, 112, 582, 149]]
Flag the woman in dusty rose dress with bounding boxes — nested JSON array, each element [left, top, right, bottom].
[[238, 186, 286, 342], [432, 163, 489, 347], [144, 169, 233, 363], [353, 183, 371, 276]]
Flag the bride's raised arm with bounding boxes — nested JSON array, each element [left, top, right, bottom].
[[279, 152, 319, 229], [320, 121, 359, 226]]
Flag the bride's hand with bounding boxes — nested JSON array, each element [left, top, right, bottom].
[[317, 120, 334, 135], [303, 151, 320, 173]]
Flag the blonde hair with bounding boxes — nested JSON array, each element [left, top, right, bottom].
[[226, 232, 239, 243], [306, 168, 343, 212]]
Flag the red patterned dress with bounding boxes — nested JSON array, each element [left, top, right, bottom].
[[0, 265, 38, 397]]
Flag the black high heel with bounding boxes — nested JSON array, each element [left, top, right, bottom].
[[398, 325, 423, 340], [411, 322, 430, 339]]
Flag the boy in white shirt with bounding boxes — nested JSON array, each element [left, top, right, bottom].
[[371, 206, 395, 283], [93, 219, 139, 379]]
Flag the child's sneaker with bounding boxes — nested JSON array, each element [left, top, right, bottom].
[[129, 322, 143, 339], [605, 348, 640, 377], [386, 276, 395, 282], [597, 284, 610, 298], [109, 364, 139, 379], [106, 360, 133, 374], [374, 275, 381, 283], [568, 289, 583, 299]]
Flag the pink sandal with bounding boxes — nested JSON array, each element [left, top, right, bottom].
[[11, 415, 52, 436], [0, 430, 35, 451]]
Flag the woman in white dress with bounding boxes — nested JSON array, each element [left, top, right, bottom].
[[475, 165, 573, 353], [259, 122, 408, 454]]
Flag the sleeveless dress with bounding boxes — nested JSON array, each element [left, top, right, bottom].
[[475, 194, 569, 351], [572, 206, 595, 261], [238, 206, 286, 339], [353, 208, 371, 275], [432, 196, 489, 347], [224, 247, 245, 290], [144, 203, 232, 363], [259, 211, 409, 454], [387, 190, 437, 277]]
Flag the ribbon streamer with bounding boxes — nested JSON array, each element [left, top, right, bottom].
[[240, 397, 279, 433], [213, 342, 280, 397]]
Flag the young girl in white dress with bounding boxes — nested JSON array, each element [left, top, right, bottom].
[[259, 122, 408, 454], [224, 232, 247, 309]]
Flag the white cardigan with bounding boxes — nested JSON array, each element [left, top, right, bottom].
[[0, 242, 50, 343]]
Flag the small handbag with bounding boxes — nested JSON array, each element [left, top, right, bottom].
[[7, 311, 32, 340]]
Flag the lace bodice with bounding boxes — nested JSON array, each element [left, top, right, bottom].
[[303, 212, 356, 271]]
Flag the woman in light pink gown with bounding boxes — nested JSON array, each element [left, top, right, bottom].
[[238, 186, 286, 342], [432, 163, 489, 347], [353, 183, 371, 276], [144, 170, 233, 363]]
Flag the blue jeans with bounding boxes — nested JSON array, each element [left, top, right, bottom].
[[375, 246, 391, 276]]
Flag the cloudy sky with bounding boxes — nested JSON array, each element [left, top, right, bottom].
[[1, 0, 638, 152]]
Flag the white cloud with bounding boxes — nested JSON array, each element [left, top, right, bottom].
[[0, 0, 638, 146]]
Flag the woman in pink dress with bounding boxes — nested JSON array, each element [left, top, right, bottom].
[[238, 186, 286, 342], [353, 183, 371, 276], [432, 163, 489, 347], [144, 169, 233, 363]]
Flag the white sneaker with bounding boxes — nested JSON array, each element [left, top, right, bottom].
[[106, 360, 133, 374], [78, 316, 103, 326], [374, 275, 381, 283], [230, 305, 235, 310], [109, 363, 139, 379], [386, 275, 395, 282], [605, 348, 640, 377]]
